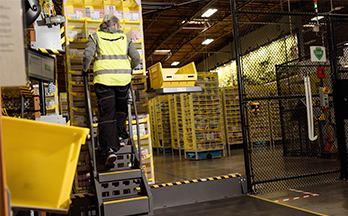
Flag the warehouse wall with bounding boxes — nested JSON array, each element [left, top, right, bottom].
[[197, 17, 293, 72]]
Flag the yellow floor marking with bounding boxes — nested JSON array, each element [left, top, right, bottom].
[[248, 194, 328, 216]]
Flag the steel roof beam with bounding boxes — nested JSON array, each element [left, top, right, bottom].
[[146, 0, 217, 60], [143, 0, 210, 16]]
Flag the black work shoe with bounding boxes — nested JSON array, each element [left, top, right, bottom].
[[105, 151, 117, 168], [119, 137, 129, 146]]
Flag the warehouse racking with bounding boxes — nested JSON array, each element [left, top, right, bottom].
[[44, 82, 59, 116], [62, 0, 154, 188], [59, 92, 69, 116], [168, 94, 185, 155], [152, 95, 171, 154], [245, 86, 271, 151], [63, 0, 146, 126], [128, 114, 155, 184], [182, 72, 225, 160], [222, 87, 242, 156]]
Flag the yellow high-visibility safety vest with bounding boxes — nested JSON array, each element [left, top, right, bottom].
[[91, 31, 131, 86]]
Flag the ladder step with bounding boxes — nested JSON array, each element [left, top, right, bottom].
[[103, 195, 149, 216], [94, 146, 132, 154], [116, 146, 133, 155], [98, 168, 142, 182]]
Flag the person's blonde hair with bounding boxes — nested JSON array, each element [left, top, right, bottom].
[[100, 14, 120, 30]]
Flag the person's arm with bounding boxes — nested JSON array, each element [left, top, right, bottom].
[[127, 37, 140, 70], [82, 36, 97, 72]]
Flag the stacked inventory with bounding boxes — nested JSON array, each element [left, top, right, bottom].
[[245, 86, 271, 150], [132, 74, 150, 114], [128, 114, 155, 184], [59, 92, 69, 116], [148, 99, 156, 151], [63, 0, 146, 126], [222, 87, 242, 155], [63, 0, 154, 187], [152, 95, 171, 154], [268, 84, 281, 145], [169, 94, 184, 155], [1, 85, 35, 119], [182, 72, 225, 160], [45, 82, 59, 115]]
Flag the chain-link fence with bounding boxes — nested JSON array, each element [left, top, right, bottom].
[[235, 10, 348, 193]]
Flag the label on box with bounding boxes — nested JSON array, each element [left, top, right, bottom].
[[132, 13, 139, 21], [90, 11, 100, 19], [124, 13, 132, 20]]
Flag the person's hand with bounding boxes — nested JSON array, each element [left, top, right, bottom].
[[82, 69, 87, 72]]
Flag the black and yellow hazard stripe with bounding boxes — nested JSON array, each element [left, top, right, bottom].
[[60, 23, 66, 47], [150, 173, 242, 189], [38, 48, 65, 55], [70, 193, 95, 199], [37, 23, 66, 55], [19, 81, 34, 96]]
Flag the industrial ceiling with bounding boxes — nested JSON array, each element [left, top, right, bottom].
[[141, 0, 348, 69]]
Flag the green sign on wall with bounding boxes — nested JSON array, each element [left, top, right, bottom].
[[310, 46, 326, 62]]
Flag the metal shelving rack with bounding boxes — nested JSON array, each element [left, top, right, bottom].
[[152, 95, 171, 154], [245, 86, 271, 151], [182, 72, 225, 160], [63, 0, 146, 126], [222, 87, 242, 155], [62, 0, 154, 189], [169, 94, 185, 155], [127, 114, 155, 184]]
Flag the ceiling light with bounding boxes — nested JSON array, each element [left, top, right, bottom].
[[202, 9, 217, 18], [171, 61, 180, 66], [303, 24, 315, 28], [154, 50, 171, 55], [202, 39, 214, 45], [311, 16, 324, 21], [345, 43, 348, 46]]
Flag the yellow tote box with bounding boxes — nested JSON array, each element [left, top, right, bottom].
[[148, 62, 197, 89], [2, 116, 89, 212]]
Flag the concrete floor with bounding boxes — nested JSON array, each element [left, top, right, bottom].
[[152, 147, 245, 183], [151, 146, 348, 215], [256, 181, 348, 216]]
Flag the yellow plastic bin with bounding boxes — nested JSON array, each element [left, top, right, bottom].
[[148, 62, 197, 89], [2, 116, 89, 213]]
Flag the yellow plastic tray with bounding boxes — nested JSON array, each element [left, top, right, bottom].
[[2, 116, 89, 213], [148, 62, 197, 89]]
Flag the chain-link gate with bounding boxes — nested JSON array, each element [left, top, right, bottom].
[[233, 9, 348, 193]]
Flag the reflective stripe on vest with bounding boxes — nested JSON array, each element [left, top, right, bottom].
[[91, 31, 131, 85]]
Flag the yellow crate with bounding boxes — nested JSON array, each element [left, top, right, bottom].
[[2, 116, 89, 212], [148, 62, 197, 89]]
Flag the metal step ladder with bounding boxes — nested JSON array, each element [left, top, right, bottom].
[[83, 71, 153, 216]]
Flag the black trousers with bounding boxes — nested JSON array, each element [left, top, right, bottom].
[[95, 83, 129, 154]]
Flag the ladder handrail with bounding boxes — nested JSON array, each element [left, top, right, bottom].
[[82, 70, 98, 177], [129, 82, 143, 167]]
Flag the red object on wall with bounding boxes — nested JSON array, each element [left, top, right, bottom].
[[317, 67, 326, 78]]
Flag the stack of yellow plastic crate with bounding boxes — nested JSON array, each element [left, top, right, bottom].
[[63, 0, 146, 126], [222, 87, 243, 155], [153, 95, 171, 154], [169, 94, 185, 155], [127, 114, 155, 184], [245, 85, 271, 152], [182, 72, 225, 160]]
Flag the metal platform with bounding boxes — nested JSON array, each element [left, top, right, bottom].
[[155, 86, 202, 94]]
